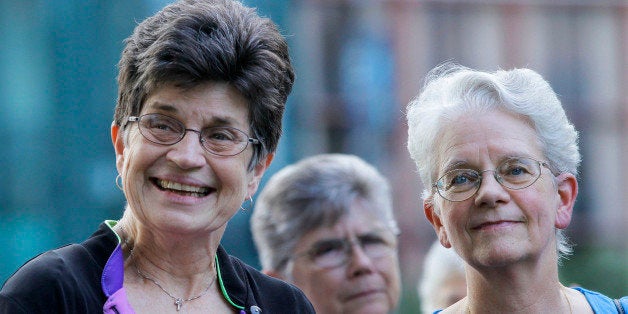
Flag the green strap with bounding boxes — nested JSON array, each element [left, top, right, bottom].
[[216, 254, 245, 310], [104, 220, 121, 244]]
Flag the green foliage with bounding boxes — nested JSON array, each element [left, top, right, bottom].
[[560, 245, 628, 298]]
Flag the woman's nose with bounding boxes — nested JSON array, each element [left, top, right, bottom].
[[474, 171, 510, 207], [346, 243, 376, 277], [166, 130, 207, 169]]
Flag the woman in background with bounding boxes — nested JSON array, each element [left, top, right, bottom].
[[418, 240, 466, 314], [251, 154, 401, 314]]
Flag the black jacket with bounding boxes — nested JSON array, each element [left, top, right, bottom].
[[0, 222, 314, 313]]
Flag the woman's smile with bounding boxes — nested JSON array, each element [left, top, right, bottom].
[[471, 220, 522, 232], [151, 178, 213, 198]]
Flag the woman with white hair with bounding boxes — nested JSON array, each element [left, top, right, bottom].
[[406, 62, 627, 313]]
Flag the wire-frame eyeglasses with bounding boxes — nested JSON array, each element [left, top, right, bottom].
[[127, 113, 259, 157], [433, 156, 553, 202], [290, 228, 398, 269]]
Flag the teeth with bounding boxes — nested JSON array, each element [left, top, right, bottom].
[[158, 179, 209, 193]]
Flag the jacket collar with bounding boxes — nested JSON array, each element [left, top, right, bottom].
[[215, 245, 261, 313]]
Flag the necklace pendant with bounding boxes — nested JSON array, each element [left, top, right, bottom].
[[175, 298, 183, 311]]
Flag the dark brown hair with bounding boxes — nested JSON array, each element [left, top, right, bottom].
[[114, 0, 294, 166]]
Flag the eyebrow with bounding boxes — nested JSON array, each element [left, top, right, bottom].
[[441, 155, 541, 172], [146, 101, 241, 126], [311, 230, 386, 245], [147, 102, 178, 113], [441, 160, 472, 174]]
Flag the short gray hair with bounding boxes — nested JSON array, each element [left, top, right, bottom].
[[406, 62, 580, 260], [251, 153, 399, 274]]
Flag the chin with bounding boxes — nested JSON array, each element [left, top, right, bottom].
[[343, 299, 391, 314], [345, 305, 390, 314], [473, 248, 527, 267]]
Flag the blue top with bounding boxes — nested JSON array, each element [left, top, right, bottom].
[[433, 287, 627, 314], [573, 287, 628, 314]]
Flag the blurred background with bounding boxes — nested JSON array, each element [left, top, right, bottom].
[[0, 0, 626, 312]]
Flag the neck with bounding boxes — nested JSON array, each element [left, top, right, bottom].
[[117, 215, 225, 277], [128, 241, 218, 306], [465, 265, 569, 313], [118, 221, 221, 289]]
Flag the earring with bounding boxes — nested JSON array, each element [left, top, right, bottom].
[[116, 174, 123, 191], [240, 196, 254, 211]]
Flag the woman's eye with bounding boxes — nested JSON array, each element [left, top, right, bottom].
[[154, 123, 175, 131], [360, 235, 387, 247], [502, 163, 532, 176], [509, 167, 525, 175], [310, 241, 343, 257], [147, 119, 180, 132], [207, 129, 236, 141], [449, 171, 477, 186], [452, 175, 468, 185]]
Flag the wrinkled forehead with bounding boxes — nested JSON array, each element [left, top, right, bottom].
[[431, 108, 542, 174]]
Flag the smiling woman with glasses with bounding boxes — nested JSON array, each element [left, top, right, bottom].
[[251, 154, 402, 314], [0, 1, 316, 313], [406, 62, 627, 313]]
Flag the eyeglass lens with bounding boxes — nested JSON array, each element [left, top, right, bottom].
[[133, 113, 255, 156], [306, 231, 396, 269], [436, 157, 543, 202]]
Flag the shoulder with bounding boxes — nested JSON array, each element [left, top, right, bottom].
[[0, 222, 117, 312], [572, 287, 626, 313], [0, 245, 87, 311], [218, 249, 314, 312], [3, 244, 85, 286], [239, 259, 314, 312], [0, 249, 66, 312], [235, 257, 298, 292]]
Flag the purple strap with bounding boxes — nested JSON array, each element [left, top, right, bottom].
[[101, 244, 135, 313]]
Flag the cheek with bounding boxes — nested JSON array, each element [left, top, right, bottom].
[[120, 132, 148, 172], [378, 257, 402, 298], [217, 161, 251, 197], [121, 145, 148, 207], [293, 268, 340, 297], [516, 184, 556, 219], [442, 204, 466, 230], [122, 143, 153, 182]]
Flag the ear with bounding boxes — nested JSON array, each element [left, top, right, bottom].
[[424, 197, 452, 248], [247, 153, 274, 197], [111, 122, 126, 174], [262, 269, 285, 280], [555, 173, 578, 229]]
